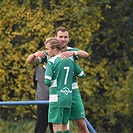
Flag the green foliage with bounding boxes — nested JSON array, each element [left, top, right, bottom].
[[0, 0, 101, 119], [0, 0, 133, 132], [0, 118, 35, 133], [79, 0, 133, 132], [0, 118, 78, 133]]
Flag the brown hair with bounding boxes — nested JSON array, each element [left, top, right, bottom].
[[45, 37, 62, 50], [55, 26, 68, 36]]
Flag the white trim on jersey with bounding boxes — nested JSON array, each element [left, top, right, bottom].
[[45, 75, 52, 80], [51, 79, 57, 87], [49, 94, 58, 102], [72, 82, 78, 89], [78, 71, 84, 77]]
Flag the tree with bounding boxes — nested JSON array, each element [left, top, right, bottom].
[[1, 0, 132, 132], [82, 0, 133, 132], [0, 0, 102, 120]]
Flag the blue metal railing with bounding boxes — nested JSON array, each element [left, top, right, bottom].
[[0, 100, 96, 133], [0, 100, 49, 105]]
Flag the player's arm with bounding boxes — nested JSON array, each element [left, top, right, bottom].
[[73, 50, 88, 58], [45, 78, 51, 87], [44, 62, 53, 87], [61, 50, 89, 59], [26, 51, 46, 63], [73, 61, 85, 78]]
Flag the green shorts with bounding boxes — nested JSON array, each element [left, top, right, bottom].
[[48, 106, 71, 124], [69, 89, 85, 120]]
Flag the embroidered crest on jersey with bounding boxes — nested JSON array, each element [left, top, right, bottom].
[[60, 87, 72, 95]]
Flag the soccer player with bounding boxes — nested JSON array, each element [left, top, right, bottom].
[[26, 27, 90, 133], [44, 37, 85, 133], [55, 27, 89, 133]]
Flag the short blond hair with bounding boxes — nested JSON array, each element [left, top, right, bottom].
[[45, 37, 62, 50]]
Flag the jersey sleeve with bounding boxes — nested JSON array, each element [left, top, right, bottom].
[[44, 61, 53, 86], [73, 61, 85, 78]]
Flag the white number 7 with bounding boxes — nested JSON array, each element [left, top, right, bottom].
[[64, 67, 70, 85]]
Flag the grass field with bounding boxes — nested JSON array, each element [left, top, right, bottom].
[[0, 119, 79, 133]]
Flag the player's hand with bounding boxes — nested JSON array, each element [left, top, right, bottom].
[[61, 51, 74, 59], [34, 51, 46, 58]]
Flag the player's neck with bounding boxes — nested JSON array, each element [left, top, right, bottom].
[[61, 46, 67, 52], [55, 51, 62, 56]]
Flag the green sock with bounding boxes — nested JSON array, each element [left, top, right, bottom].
[[63, 130, 70, 133], [56, 131, 62, 133]]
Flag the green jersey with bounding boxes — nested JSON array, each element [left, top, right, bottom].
[[44, 55, 84, 108], [42, 46, 82, 90], [42, 46, 79, 63], [66, 47, 80, 90]]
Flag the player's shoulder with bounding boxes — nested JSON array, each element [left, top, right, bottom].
[[68, 57, 74, 61], [67, 46, 79, 51], [48, 55, 61, 63]]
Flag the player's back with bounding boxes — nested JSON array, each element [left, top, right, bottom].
[[48, 55, 74, 107], [52, 56, 74, 89]]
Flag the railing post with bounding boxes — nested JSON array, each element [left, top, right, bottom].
[[85, 118, 97, 133]]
